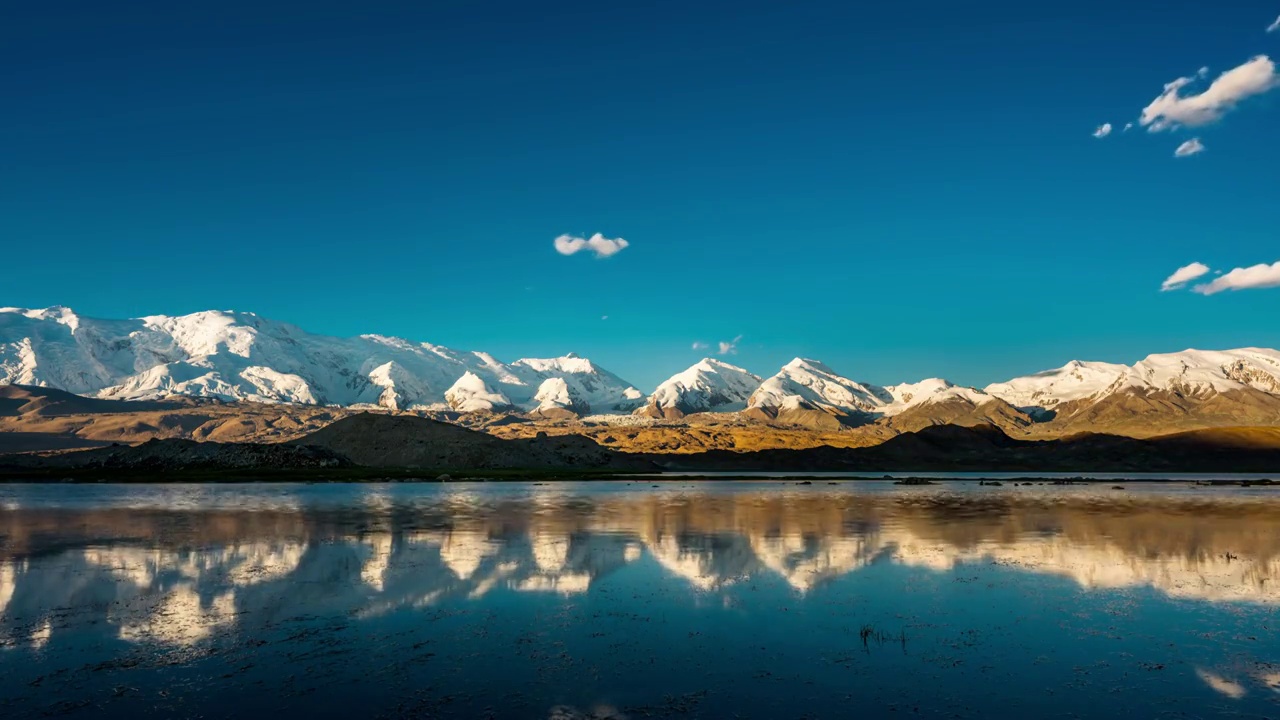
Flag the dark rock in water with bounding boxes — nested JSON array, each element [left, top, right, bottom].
[[796, 480, 812, 485], [893, 478, 937, 485], [1111, 485, 1126, 490]]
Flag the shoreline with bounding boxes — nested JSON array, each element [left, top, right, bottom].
[[0, 469, 1276, 486]]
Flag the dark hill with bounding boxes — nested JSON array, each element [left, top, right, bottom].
[[0, 437, 348, 472], [655, 423, 1280, 473], [291, 413, 652, 470], [3, 415, 1278, 476], [0, 384, 192, 417]]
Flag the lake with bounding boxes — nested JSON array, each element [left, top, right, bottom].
[[2, 481, 1279, 718]]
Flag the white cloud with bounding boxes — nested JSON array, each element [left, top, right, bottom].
[[1160, 262, 1211, 291], [1174, 138, 1205, 157], [1193, 260, 1280, 295], [1123, 122, 1134, 132], [717, 335, 743, 356], [1092, 123, 1112, 138], [1140, 55, 1279, 131], [1268, 15, 1280, 33], [601, 315, 608, 321], [553, 233, 630, 259], [691, 341, 709, 351]]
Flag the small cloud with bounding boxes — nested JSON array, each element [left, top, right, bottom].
[[1123, 122, 1134, 132], [1174, 138, 1205, 157], [1161, 262, 1211, 291], [717, 335, 743, 356], [600, 315, 608, 321], [553, 233, 630, 259], [691, 341, 709, 351], [1268, 15, 1280, 33], [1193, 260, 1280, 295], [1092, 123, 1113, 138], [1141, 55, 1279, 132]]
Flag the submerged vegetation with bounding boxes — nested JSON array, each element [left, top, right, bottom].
[[859, 625, 908, 653]]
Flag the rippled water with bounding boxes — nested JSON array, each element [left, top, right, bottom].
[[2, 481, 1279, 718]]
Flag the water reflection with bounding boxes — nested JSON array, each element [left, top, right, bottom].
[[4, 486, 1280, 635], [1, 483, 1279, 718]]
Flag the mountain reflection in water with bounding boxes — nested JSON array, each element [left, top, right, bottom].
[[1, 482, 1279, 718]]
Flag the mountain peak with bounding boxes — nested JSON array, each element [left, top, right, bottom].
[[0, 306, 79, 325], [986, 347, 1280, 410], [749, 358, 886, 418], [695, 357, 749, 372], [635, 357, 763, 419], [0, 306, 641, 414]]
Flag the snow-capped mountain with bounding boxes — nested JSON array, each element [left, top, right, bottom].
[[5, 305, 1280, 436], [881, 378, 996, 414], [984, 349, 1280, 411], [444, 372, 513, 412], [878, 378, 1030, 433], [635, 358, 762, 419], [747, 358, 888, 418], [0, 307, 643, 413], [983, 360, 1131, 411], [742, 359, 1001, 429], [745, 359, 990, 415]]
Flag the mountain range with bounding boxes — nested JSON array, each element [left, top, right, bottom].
[[4, 305, 1280, 438], [0, 306, 643, 416]]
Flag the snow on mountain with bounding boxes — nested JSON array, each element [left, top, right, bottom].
[[531, 377, 587, 416], [747, 358, 889, 417], [1126, 348, 1280, 396], [985, 349, 1280, 410], [880, 378, 995, 415], [8, 305, 1279, 424], [984, 360, 1129, 411], [444, 372, 513, 413], [0, 307, 643, 413], [636, 358, 762, 418], [745, 360, 996, 421], [511, 354, 644, 412]]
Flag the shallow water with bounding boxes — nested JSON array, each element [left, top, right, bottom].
[[2, 481, 1279, 718]]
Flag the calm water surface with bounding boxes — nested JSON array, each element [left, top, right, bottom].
[[2, 481, 1279, 718]]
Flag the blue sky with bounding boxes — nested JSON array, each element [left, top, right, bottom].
[[3, 1, 1279, 391]]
